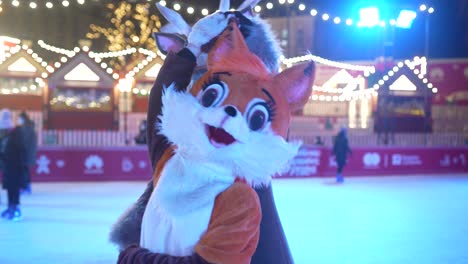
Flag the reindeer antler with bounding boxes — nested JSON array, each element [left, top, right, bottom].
[[237, 0, 262, 13], [156, 3, 191, 36], [219, 0, 230, 12]]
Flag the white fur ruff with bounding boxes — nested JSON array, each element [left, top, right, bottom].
[[157, 84, 301, 187], [140, 154, 234, 256], [140, 84, 301, 255]]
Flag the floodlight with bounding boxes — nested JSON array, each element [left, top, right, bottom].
[[396, 10, 417, 28], [358, 7, 380, 27]]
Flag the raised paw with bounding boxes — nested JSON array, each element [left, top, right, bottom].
[[188, 12, 234, 49]]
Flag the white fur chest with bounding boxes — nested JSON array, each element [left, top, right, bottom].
[[140, 154, 234, 256]]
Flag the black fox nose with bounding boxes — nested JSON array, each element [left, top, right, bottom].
[[224, 106, 237, 117]]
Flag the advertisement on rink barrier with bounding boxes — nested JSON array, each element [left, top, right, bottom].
[[30, 146, 153, 181], [282, 146, 468, 178], [3, 145, 464, 182]]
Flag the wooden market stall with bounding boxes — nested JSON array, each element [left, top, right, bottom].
[[129, 54, 164, 113], [46, 51, 118, 130], [0, 46, 47, 111], [373, 60, 435, 134]]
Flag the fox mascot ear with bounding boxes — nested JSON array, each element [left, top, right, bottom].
[[207, 20, 271, 79], [153, 32, 187, 55], [274, 62, 315, 111], [208, 21, 316, 113], [208, 22, 250, 66]]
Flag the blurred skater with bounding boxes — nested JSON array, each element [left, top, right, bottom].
[[332, 128, 352, 183], [0, 109, 14, 206], [134, 119, 147, 145], [1, 110, 30, 221], [18, 112, 37, 194]]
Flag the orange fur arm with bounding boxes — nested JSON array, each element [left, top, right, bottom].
[[195, 182, 261, 264]]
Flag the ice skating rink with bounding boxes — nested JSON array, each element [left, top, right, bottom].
[[1, 174, 467, 264]]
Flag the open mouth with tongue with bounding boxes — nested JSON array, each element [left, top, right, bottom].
[[206, 125, 236, 148]]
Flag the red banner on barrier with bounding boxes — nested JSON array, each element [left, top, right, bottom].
[[283, 146, 468, 178], [6, 145, 465, 182], [30, 146, 153, 182]]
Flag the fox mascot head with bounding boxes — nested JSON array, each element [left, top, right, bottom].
[[159, 20, 315, 186]]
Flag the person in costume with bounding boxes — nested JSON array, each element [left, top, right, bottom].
[[115, 17, 315, 263], [111, 2, 315, 263]]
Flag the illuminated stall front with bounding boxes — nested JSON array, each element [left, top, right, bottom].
[[0, 45, 47, 111], [372, 57, 437, 134], [288, 57, 376, 131], [428, 59, 468, 134], [46, 51, 118, 130], [126, 52, 163, 113], [116, 51, 164, 138]]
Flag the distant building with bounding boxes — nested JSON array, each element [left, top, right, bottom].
[[266, 15, 316, 58]]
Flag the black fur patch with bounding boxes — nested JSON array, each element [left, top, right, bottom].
[[304, 62, 315, 77], [109, 181, 154, 250]]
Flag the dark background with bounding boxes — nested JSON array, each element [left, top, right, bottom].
[[0, 0, 466, 61]]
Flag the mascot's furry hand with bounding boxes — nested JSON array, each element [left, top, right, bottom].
[[187, 12, 234, 57], [153, 0, 282, 74]]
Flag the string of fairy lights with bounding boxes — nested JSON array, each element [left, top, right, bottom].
[[0, 44, 47, 95], [36, 38, 374, 81], [0, 0, 435, 28], [2, 38, 438, 100], [283, 54, 376, 75], [0, 0, 438, 99]]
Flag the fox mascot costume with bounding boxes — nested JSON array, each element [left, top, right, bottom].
[[112, 2, 315, 264]]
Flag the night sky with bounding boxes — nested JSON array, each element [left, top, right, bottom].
[[191, 0, 468, 60], [0, 0, 466, 61]]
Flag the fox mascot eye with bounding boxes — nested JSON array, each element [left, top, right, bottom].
[[198, 80, 228, 107], [246, 100, 271, 131]]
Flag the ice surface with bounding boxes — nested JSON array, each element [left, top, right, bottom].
[[0, 174, 467, 264]]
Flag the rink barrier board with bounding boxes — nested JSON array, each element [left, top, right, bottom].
[[1, 146, 466, 182]]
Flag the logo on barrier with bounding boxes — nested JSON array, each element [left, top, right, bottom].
[[139, 161, 147, 169], [122, 157, 134, 173], [286, 148, 321, 177], [36, 155, 50, 174], [56, 160, 65, 168], [391, 154, 422, 166], [84, 155, 104, 174], [363, 153, 381, 168], [441, 154, 467, 167], [392, 154, 402, 166]]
